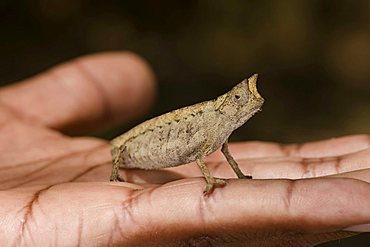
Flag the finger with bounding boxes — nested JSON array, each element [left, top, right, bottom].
[[283, 134, 370, 157], [207, 134, 370, 161], [5, 178, 367, 246], [3, 179, 368, 246], [0, 52, 156, 133], [224, 148, 370, 180], [111, 148, 370, 184], [331, 168, 370, 182], [0, 183, 138, 246], [90, 135, 369, 183], [24, 134, 366, 186], [64, 136, 369, 184], [115, 178, 369, 246]]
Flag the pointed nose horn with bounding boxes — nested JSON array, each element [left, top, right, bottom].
[[247, 73, 263, 99]]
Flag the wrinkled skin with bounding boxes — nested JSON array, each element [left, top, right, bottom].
[[0, 52, 369, 247]]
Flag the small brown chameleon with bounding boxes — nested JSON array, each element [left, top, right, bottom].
[[110, 74, 264, 194]]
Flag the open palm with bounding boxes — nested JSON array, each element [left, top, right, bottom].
[[0, 52, 369, 246]]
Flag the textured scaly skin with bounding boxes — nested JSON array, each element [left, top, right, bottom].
[[110, 74, 264, 193]]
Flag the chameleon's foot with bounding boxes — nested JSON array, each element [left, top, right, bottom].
[[110, 173, 125, 182], [239, 174, 253, 179], [203, 178, 226, 195]]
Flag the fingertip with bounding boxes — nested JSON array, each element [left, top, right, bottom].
[[0, 51, 157, 133], [76, 52, 157, 129], [343, 223, 370, 232]]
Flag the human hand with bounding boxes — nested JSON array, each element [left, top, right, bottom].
[[0, 53, 369, 246]]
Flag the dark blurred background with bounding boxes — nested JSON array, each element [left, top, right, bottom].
[[0, 1, 369, 245]]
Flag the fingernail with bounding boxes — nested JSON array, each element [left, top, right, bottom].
[[343, 223, 370, 232]]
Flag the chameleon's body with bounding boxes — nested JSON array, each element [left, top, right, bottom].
[[110, 74, 264, 193]]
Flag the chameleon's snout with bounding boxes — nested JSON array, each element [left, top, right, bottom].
[[247, 73, 264, 101]]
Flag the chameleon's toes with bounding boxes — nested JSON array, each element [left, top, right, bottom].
[[110, 174, 125, 182], [240, 174, 253, 179], [203, 178, 226, 195], [203, 183, 214, 195], [214, 178, 227, 185], [116, 175, 125, 182]]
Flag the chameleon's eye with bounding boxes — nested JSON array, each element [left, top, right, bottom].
[[232, 90, 248, 105]]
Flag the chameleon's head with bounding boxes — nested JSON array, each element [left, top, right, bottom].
[[216, 74, 264, 127]]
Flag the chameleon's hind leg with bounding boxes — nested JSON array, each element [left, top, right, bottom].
[[196, 157, 226, 194], [110, 161, 125, 182], [110, 146, 125, 182], [221, 141, 252, 179]]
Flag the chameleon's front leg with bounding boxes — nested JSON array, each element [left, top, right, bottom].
[[221, 141, 252, 179], [196, 157, 226, 194]]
